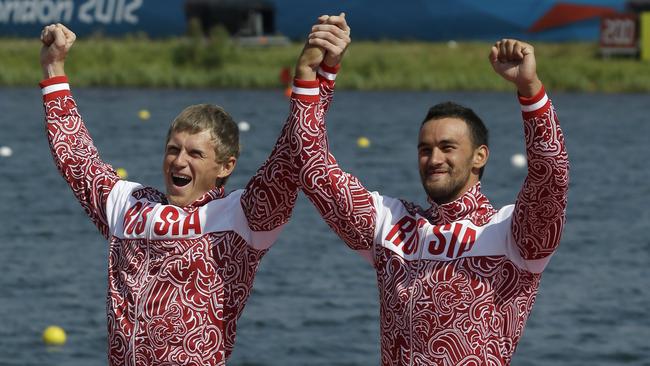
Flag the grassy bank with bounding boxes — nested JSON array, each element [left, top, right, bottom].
[[2, 36, 648, 92]]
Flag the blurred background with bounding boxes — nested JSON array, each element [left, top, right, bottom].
[[1, 0, 649, 42], [1, 0, 650, 91], [1, 1, 649, 365]]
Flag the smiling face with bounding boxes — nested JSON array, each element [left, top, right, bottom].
[[163, 129, 235, 207], [418, 117, 488, 204], [162, 104, 239, 207]]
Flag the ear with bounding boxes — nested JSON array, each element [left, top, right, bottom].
[[216, 156, 237, 178], [472, 145, 489, 170]]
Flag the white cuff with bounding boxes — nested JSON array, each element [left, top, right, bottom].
[[520, 94, 548, 112], [292, 86, 319, 95], [317, 68, 337, 81], [42, 83, 70, 96]]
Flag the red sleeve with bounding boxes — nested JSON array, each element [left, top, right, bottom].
[[240, 64, 341, 232], [240, 110, 300, 231], [288, 78, 376, 251], [511, 86, 569, 262], [41, 76, 120, 239], [317, 63, 340, 117], [239, 83, 319, 231]]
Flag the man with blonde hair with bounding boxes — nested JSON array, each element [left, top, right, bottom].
[[39, 19, 349, 365]]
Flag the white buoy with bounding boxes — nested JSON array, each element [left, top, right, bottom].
[[238, 121, 250, 132], [0, 146, 12, 157], [510, 153, 527, 168], [447, 40, 458, 49]]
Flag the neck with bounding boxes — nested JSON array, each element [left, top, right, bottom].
[[431, 177, 480, 205], [426, 182, 486, 223]]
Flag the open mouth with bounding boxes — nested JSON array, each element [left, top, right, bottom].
[[172, 173, 192, 187]]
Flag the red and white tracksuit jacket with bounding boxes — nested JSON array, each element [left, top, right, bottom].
[[40, 75, 314, 365], [289, 69, 569, 365]]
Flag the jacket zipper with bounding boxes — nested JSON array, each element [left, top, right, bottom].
[[131, 203, 160, 365]]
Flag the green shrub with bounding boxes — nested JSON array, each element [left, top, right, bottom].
[[172, 18, 233, 69]]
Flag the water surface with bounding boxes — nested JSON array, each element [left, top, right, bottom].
[[0, 87, 648, 365]]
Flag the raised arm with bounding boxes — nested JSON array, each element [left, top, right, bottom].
[[312, 14, 345, 117], [40, 24, 120, 238], [240, 14, 355, 234], [490, 39, 569, 271], [289, 14, 377, 253], [239, 112, 300, 232]]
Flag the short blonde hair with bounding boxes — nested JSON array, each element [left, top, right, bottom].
[[166, 104, 240, 186]]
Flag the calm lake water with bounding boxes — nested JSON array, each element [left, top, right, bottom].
[[0, 86, 648, 366]]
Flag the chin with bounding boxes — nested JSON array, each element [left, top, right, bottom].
[[423, 185, 452, 203], [166, 184, 192, 205]]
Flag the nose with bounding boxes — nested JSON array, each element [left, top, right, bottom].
[[171, 150, 188, 168], [428, 147, 444, 166]]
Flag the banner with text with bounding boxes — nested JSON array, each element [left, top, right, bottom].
[[0, 0, 185, 37]]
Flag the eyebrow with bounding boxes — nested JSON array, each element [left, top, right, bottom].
[[418, 138, 458, 149], [439, 139, 458, 145], [189, 148, 206, 156]]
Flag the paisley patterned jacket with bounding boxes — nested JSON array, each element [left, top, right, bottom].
[[289, 68, 569, 366], [40, 75, 328, 365]]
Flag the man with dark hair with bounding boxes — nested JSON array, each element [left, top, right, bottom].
[[38, 20, 348, 365], [288, 20, 569, 365], [421, 101, 489, 179]]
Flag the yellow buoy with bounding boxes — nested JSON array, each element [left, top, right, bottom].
[[138, 109, 151, 120], [357, 136, 371, 148], [43, 325, 66, 346], [116, 167, 128, 179]]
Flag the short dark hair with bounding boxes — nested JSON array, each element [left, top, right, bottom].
[[421, 102, 489, 178], [166, 104, 239, 186]]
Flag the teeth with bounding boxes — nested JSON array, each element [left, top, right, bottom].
[[172, 173, 191, 179]]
